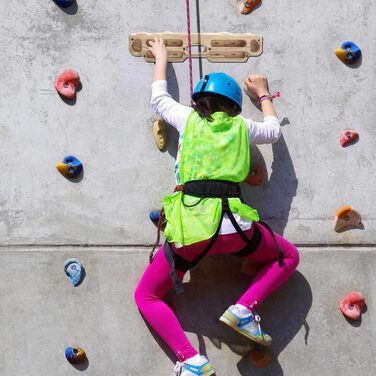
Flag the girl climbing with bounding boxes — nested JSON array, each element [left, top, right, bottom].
[[134, 37, 300, 376]]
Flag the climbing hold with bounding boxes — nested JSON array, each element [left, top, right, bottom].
[[64, 258, 83, 287], [53, 0, 73, 7], [335, 41, 361, 65], [129, 32, 263, 63], [334, 205, 362, 232], [246, 165, 265, 186], [238, 0, 262, 15], [149, 209, 166, 230], [340, 291, 365, 321], [250, 349, 271, 368], [149, 210, 160, 227], [65, 347, 87, 364], [153, 120, 167, 151], [55, 69, 80, 99], [340, 130, 359, 147], [56, 155, 83, 179], [240, 260, 260, 277]]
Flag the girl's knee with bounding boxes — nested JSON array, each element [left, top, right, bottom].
[[287, 244, 300, 269]]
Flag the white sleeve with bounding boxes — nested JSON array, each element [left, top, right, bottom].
[[242, 116, 281, 145], [150, 80, 193, 134]]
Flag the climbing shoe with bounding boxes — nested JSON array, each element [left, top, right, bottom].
[[219, 305, 272, 346], [171, 355, 215, 376]]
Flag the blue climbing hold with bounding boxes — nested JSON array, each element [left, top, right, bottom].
[[149, 210, 160, 226], [335, 41, 361, 64], [56, 155, 83, 179], [53, 0, 74, 8], [65, 347, 87, 364], [64, 258, 83, 287]]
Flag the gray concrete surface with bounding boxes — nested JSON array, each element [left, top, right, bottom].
[[0, 247, 374, 376], [1, 0, 376, 245], [1, 1, 376, 376]]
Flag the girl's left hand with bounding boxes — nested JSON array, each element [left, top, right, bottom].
[[148, 37, 168, 63]]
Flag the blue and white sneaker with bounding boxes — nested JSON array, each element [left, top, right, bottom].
[[171, 355, 215, 376], [219, 305, 272, 346]]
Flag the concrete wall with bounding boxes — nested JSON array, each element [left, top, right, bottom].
[[1, 0, 376, 245], [0, 248, 374, 376], [1, 1, 375, 376]]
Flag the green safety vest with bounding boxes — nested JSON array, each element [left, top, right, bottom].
[[163, 111, 259, 246]]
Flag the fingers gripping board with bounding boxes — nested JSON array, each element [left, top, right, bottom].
[[129, 32, 263, 63]]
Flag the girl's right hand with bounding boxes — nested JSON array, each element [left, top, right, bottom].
[[148, 37, 168, 63], [244, 74, 269, 98]]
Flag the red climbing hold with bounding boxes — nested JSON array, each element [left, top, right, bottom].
[[55, 69, 80, 99], [340, 291, 365, 321], [340, 130, 359, 147]]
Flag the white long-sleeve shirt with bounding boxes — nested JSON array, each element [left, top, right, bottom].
[[151, 80, 281, 236]]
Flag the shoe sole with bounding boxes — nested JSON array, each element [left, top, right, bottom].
[[219, 314, 272, 346], [183, 368, 215, 376], [201, 370, 215, 376], [181, 364, 215, 376]]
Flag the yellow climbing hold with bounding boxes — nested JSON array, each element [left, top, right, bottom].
[[153, 120, 167, 151]]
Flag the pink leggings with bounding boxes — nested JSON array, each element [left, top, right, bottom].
[[134, 223, 299, 362]]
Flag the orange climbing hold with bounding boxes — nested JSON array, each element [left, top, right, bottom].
[[250, 349, 271, 368], [238, 0, 262, 14], [340, 291, 365, 321], [241, 260, 260, 277], [246, 165, 265, 186], [340, 130, 359, 147], [334, 205, 362, 232]]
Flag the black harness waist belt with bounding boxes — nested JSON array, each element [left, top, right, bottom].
[[163, 180, 284, 295], [182, 180, 242, 198]]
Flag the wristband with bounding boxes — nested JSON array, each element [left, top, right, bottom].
[[258, 91, 281, 105]]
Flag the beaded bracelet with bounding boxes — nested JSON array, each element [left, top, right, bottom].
[[258, 92, 281, 105]]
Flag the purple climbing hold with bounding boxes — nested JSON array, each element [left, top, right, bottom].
[[53, 0, 74, 8]]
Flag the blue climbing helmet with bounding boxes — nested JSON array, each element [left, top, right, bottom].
[[192, 72, 242, 114]]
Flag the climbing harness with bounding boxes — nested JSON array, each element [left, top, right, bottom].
[[157, 180, 285, 294]]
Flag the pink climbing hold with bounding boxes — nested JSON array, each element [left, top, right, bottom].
[[340, 291, 365, 321], [340, 130, 359, 147], [55, 69, 80, 99]]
